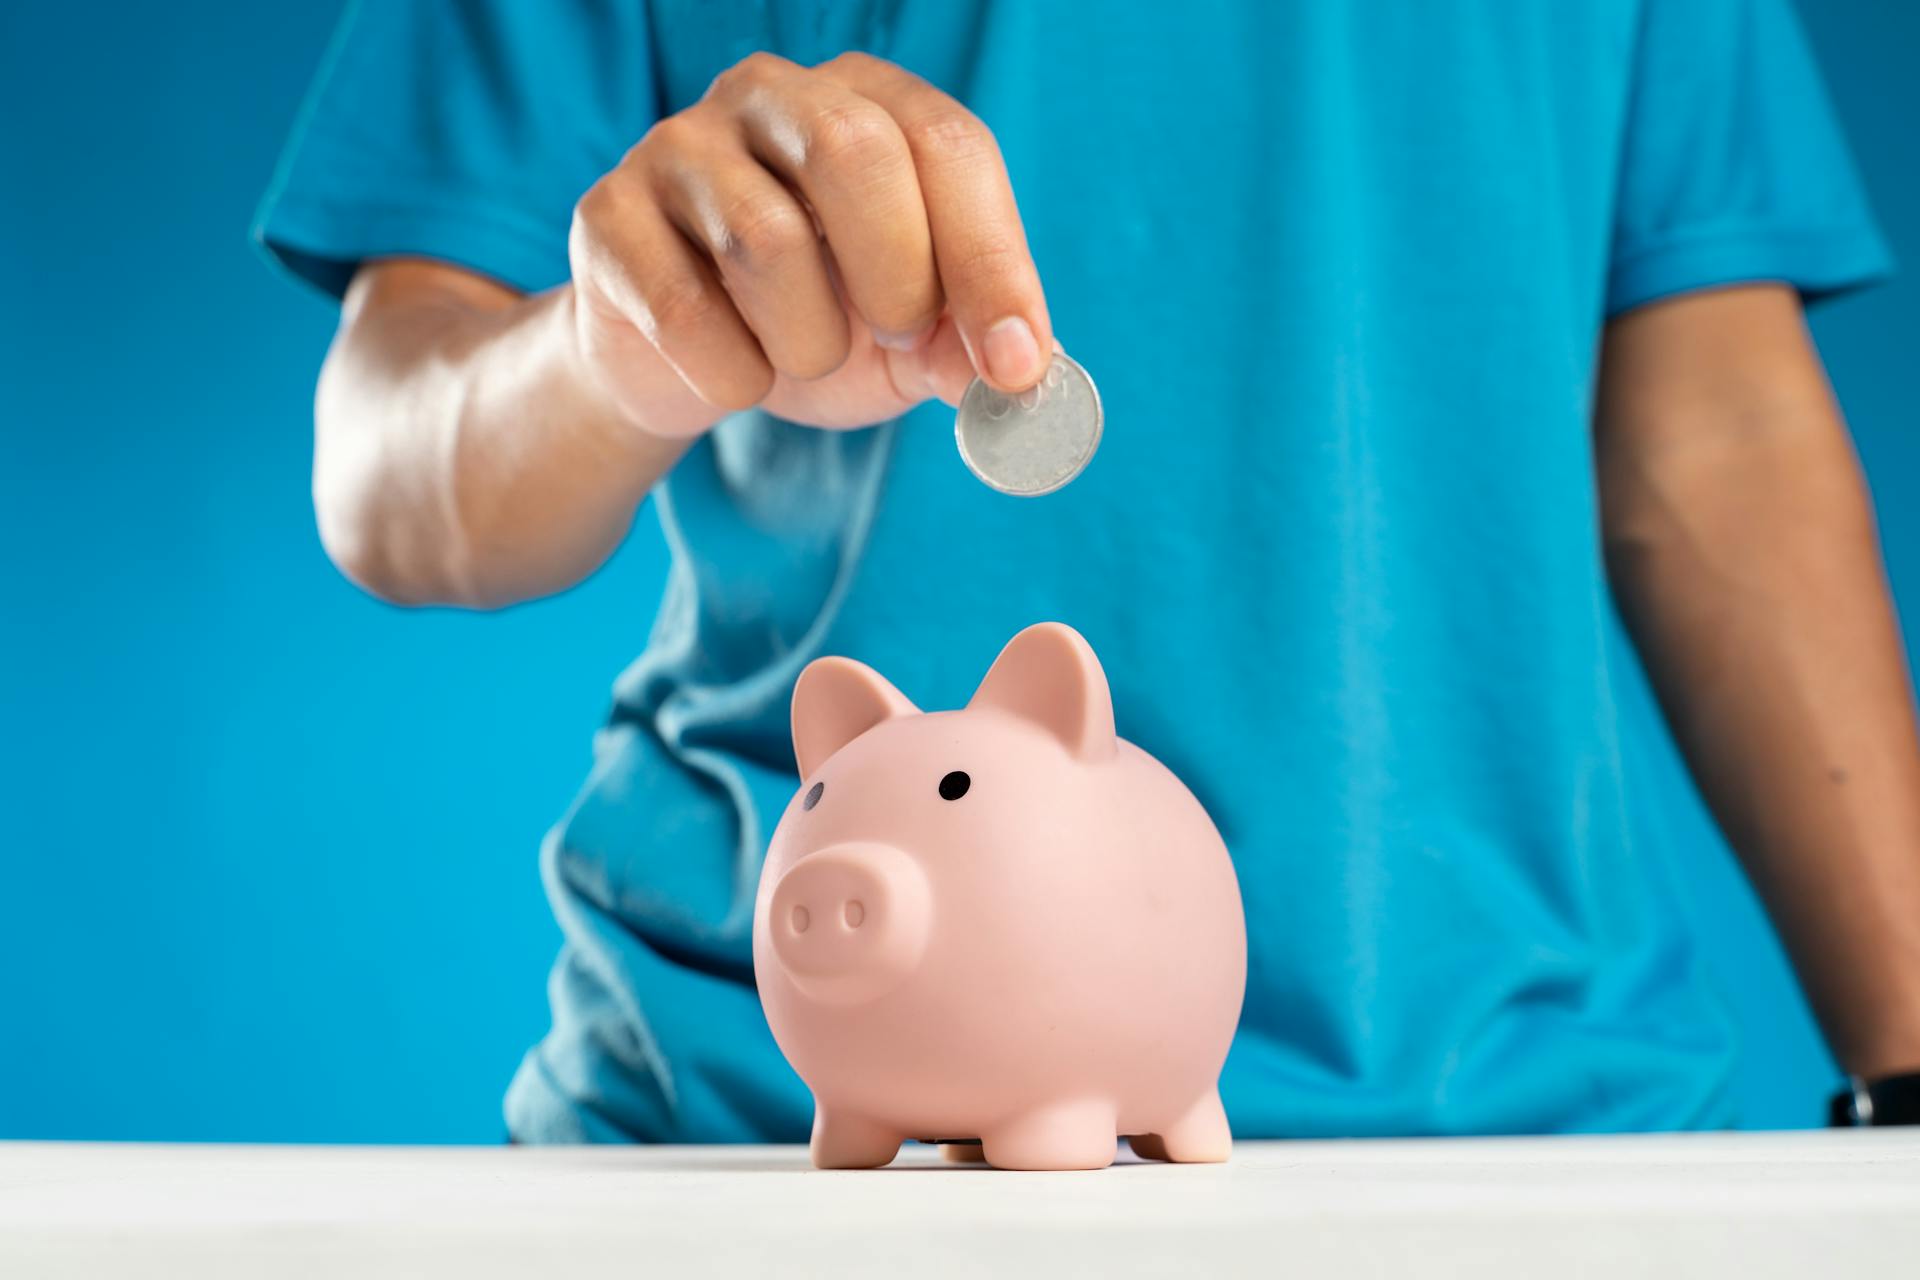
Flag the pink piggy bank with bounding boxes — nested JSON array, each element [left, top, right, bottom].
[[753, 622, 1247, 1170]]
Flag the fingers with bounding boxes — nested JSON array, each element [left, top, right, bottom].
[[649, 132, 853, 380], [571, 158, 774, 411], [715, 53, 943, 349], [577, 50, 1052, 419], [818, 53, 1052, 391]]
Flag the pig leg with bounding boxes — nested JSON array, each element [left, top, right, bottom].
[[980, 1099, 1117, 1171], [1134, 1090, 1231, 1163], [810, 1108, 902, 1169], [939, 1141, 989, 1163]]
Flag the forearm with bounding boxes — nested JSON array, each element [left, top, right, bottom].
[[314, 261, 710, 608], [1598, 288, 1920, 1077]]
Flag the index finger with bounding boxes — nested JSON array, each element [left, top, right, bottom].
[[818, 53, 1053, 393]]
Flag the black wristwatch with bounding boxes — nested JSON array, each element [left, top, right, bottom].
[[1828, 1072, 1920, 1127]]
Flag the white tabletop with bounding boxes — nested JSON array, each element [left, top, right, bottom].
[[3, 1132, 1916, 1278]]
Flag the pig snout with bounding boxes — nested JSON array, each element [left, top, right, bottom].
[[767, 844, 931, 1004]]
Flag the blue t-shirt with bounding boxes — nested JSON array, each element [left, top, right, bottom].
[[258, 0, 1890, 1141]]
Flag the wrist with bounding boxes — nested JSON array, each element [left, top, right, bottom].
[[560, 284, 726, 444]]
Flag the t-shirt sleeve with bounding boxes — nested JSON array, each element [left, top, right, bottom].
[[1606, 0, 1893, 316], [252, 0, 661, 299]]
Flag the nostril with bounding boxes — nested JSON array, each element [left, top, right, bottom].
[[766, 847, 928, 1001]]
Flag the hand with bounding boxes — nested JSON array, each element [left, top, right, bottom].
[[567, 51, 1053, 438]]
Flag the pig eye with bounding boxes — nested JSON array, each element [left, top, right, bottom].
[[803, 781, 824, 811], [938, 770, 971, 801]]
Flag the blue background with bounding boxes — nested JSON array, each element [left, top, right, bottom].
[[2, 2, 1914, 1142]]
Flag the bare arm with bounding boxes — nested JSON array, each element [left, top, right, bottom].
[[315, 262, 697, 608], [314, 52, 1049, 609], [1596, 283, 1920, 1080]]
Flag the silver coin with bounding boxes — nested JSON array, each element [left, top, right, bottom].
[[954, 351, 1103, 497]]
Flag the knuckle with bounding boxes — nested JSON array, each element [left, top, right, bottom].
[[636, 111, 701, 160], [712, 50, 787, 97], [904, 107, 997, 164], [573, 171, 634, 232], [640, 273, 717, 336], [718, 196, 815, 270], [804, 101, 904, 173], [820, 50, 882, 75]]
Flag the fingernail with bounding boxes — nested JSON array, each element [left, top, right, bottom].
[[874, 325, 930, 352], [981, 316, 1042, 388]]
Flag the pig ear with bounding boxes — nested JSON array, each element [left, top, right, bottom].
[[968, 623, 1116, 761], [792, 657, 919, 777]]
